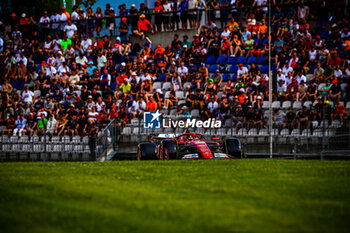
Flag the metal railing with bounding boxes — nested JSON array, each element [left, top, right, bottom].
[[94, 118, 120, 161], [8, 0, 328, 40]]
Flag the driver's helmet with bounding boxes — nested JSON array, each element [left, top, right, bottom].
[[187, 135, 193, 141]]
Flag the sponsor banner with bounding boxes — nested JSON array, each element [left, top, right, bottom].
[[143, 111, 222, 129]]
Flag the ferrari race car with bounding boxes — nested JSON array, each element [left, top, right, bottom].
[[137, 132, 244, 160]]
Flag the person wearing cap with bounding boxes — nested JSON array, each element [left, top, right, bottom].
[[153, 1, 164, 33], [119, 78, 131, 99], [119, 17, 129, 42], [237, 63, 249, 83], [212, 69, 222, 87], [80, 34, 92, 52], [329, 79, 341, 102], [136, 14, 153, 45], [154, 88, 164, 109], [207, 95, 218, 114], [204, 78, 216, 99], [276, 68, 285, 83], [36, 113, 48, 136], [242, 104, 254, 131], [320, 79, 332, 99], [104, 4, 115, 36], [86, 60, 97, 75], [232, 104, 244, 129], [232, 34, 243, 57]]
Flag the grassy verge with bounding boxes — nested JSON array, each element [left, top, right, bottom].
[[0, 159, 349, 233]]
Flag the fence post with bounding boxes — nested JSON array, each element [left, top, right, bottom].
[[138, 112, 141, 143], [43, 129, 47, 162]]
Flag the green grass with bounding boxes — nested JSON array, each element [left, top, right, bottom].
[[0, 160, 350, 233]]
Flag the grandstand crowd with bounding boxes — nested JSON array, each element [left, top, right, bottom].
[[0, 0, 350, 139]]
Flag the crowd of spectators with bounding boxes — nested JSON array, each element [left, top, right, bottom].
[[0, 0, 350, 139]]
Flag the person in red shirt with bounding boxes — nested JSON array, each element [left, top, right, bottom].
[[134, 14, 154, 45], [62, 6, 71, 19], [154, 1, 163, 32], [287, 78, 299, 100], [146, 96, 158, 111], [154, 44, 165, 56], [116, 72, 128, 86], [108, 107, 119, 121]]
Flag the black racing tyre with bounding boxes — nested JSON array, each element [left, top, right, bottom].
[[224, 138, 244, 158], [137, 143, 158, 160], [160, 140, 178, 160]]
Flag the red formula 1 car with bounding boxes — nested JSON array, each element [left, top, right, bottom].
[[137, 132, 244, 160]]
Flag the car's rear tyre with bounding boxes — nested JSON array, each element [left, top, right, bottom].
[[160, 140, 178, 160], [137, 143, 158, 160], [224, 138, 244, 158]]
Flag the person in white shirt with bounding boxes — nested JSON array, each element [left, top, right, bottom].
[[163, 0, 172, 31], [55, 51, 65, 68], [282, 62, 293, 77], [75, 53, 88, 66], [50, 11, 60, 32], [177, 62, 188, 80], [95, 97, 106, 112], [308, 46, 317, 62], [22, 86, 35, 104], [276, 69, 286, 84], [221, 25, 231, 39], [188, 0, 198, 28], [284, 73, 293, 87], [44, 36, 53, 50], [97, 51, 107, 69], [334, 65, 343, 79], [80, 34, 92, 52], [57, 63, 70, 76], [87, 106, 99, 122], [45, 63, 57, 76], [207, 96, 218, 113], [39, 11, 51, 30], [70, 8, 80, 21], [253, 0, 268, 14], [237, 64, 249, 81], [134, 98, 147, 114], [296, 71, 306, 84], [298, 3, 309, 20], [16, 53, 28, 66], [52, 34, 62, 51], [60, 10, 68, 31], [63, 20, 77, 39]]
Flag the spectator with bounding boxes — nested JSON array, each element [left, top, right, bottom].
[[105, 4, 115, 36]]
